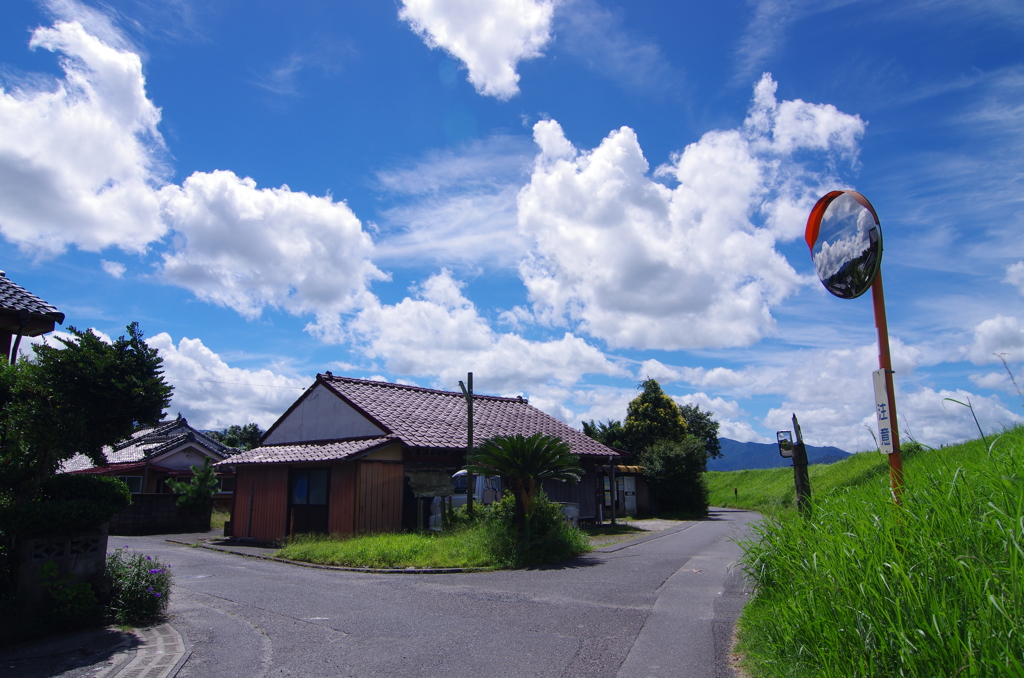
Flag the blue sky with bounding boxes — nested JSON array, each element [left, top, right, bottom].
[[2, 0, 1023, 452]]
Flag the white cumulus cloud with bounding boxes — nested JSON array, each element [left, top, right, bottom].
[[399, 0, 554, 99], [348, 269, 625, 395], [158, 170, 387, 336], [963, 315, 1024, 364], [516, 74, 864, 351], [148, 332, 311, 430], [0, 20, 166, 257]]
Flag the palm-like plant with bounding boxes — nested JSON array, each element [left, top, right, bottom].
[[466, 433, 583, 538]]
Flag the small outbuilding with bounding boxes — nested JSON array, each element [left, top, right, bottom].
[[0, 271, 65, 363], [223, 374, 624, 542]]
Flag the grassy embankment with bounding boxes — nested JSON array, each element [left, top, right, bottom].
[[712, 430, 1024, 677]]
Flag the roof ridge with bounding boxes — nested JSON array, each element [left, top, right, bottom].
[[260, 433, 395, 448], [319, 373, 528, 403]]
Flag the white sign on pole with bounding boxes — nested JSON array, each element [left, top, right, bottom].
[[872, 368, 894, 455]]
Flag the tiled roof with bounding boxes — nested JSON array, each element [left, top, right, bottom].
[[318, 375, 620, 458], [222, 436, 398, 465], [60, 417, 237, 473], [0, 273, 65, 323]]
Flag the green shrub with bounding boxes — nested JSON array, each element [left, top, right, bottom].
[[164, 458, 218, 514], [2, 474, 131, 536], [105, 547, 172, 625], [482, 490, 590, 568], [38, 560, 102, 628], [641, 437, 709, 515]]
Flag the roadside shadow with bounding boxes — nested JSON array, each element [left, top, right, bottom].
[[0, 627, 133, 678]]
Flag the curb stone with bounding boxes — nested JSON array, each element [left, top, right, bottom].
[[111, 623, 190, 678]]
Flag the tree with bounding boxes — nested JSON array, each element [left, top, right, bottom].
[[165, 458, 219, 514], [466, 433, 583, 541], [0, 323, 173, 503], [581, 419, 629, 450], [208, 423, 263, 450], [678, 403, 722, 459], [642, 438, 710, 515], [622, 378, 687, 455]]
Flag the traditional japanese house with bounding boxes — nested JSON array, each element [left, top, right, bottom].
[[62, 416, 240, 530], [223, 374, 624, 542]]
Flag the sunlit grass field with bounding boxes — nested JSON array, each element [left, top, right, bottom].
[[275, 528, 498, 569], [717, 430, 1024, 677]]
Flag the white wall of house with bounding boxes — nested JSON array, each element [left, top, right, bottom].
[[263, 384, 384, 445], [153, 446, 219, 470]]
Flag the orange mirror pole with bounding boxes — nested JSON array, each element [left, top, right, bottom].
[[871, 270, 904, 500]]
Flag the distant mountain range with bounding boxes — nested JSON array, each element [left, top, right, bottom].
[[707, 438, 850, 472]]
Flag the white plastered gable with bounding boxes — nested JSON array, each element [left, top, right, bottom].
[[263, 383, 385, 445], [151, 445, 223, 471]]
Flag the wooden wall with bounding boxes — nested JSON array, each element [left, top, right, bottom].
[[234, 466, 288, 542], [328, 461, 356, 536], [356, 461, 403, 533]]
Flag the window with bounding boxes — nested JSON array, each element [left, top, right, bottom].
[[289, 469, 328, 506], [217, 477, 235, 493], [117, 476, 142, 494]]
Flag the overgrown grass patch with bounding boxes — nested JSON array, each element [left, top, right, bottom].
[[210, 508, 230, 532], [735, 431, 1024, 677], [276, 528, 497, 569], [276, 493, 592, 570]]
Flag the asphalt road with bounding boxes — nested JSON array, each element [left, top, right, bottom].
[[121, 508, 759, 678]]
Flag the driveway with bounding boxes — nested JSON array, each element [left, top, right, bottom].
[[118, 507, 759, 678]]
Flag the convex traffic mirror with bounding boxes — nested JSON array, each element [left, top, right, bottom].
[[805, 190, 882, 299]]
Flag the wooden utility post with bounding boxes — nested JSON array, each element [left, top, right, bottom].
[[871, 272, 904, 500], [459, 373, 474, 516], [609, 457, 617, 526], [791, 414, 812, 516]]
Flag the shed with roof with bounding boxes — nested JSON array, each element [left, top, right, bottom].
[[0, 271, 65, 363], [223, 374, 623, 542]]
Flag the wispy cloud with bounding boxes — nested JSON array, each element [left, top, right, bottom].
[[374, 135, 534, 268], [555, 0, 677, 94], [733, 0, 859, 83]]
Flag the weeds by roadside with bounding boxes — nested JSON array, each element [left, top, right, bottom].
[[105, 547, 172, 625], [276, 491, 591, 569], [735, 429, 1024, 677]]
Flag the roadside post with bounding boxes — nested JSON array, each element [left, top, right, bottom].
[[458, 372, 475, 516], [805, 190, 903, 500], [776, 415, 811, 516]]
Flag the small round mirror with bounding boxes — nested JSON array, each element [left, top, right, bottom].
[[805, 190, 882, 299]]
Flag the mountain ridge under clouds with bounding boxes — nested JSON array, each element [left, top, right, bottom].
[[707, 438, 851, 472]]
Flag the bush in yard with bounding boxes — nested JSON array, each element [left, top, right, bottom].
[[164, 458, 219, 515], [483, 490, 590, 568], [105, 547, 172, 625]]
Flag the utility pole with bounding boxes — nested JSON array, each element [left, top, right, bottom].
[[459, 373, 474, 516], [792, 414, 812, 516]]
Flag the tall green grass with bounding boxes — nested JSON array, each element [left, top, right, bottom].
[[736, 430, 1024, 677], [276, 529, 496, 569]]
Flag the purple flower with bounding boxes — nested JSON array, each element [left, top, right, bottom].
[[149, 568, 163, 574], [146, 556, 152, 561], [124, 545, 130, 549], [147, 586, 153, 591], [154, 592, 162, 598]]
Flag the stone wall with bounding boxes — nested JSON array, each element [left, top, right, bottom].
[[16, 523, 109, 608]]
